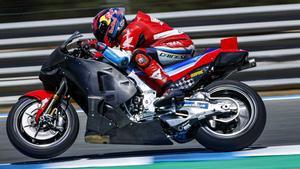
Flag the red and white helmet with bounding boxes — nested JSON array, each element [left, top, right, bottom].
[[92, 8, 127, 46]]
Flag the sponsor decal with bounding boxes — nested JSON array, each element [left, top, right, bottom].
[[106, 11, 113, 19], [190, 70, 204, 78], [123, 36, 133, 48], [108, 17, 117, 34], [150, 69, 163, 80], [119, 19, 125, 29], [99, 15, 111, 25], [41, 98, 49, 107], [135, 54, 149, 67], [198, 102, 209, 109], [99, 10, 114, 26], [165, 41, 183, 47], [182, 101, 208, 109], [182, 101, 195, 107], [158, 51, 185, 60], [150, 16, 164, 25], [137, 57, 146, 64], [157, 50, 187, 65]]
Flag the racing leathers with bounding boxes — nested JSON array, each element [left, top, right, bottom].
[[87, 11, 195, 106]]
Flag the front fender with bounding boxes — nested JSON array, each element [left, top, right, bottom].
[[20, 90, 55, 122], [21, 90, 54, 101]]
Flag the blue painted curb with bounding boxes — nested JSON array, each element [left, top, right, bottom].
[[154, 152, 239, 163]]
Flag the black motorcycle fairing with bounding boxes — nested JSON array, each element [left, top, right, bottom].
[[103, 105, 132, 128], [85, 97, 172, 145], [106, 120, 173, 145], [41, 48, 67, 72], [86, 96, 117, 135], [40, 49, 139, 135], [39, 48, 69, 91], [39, 47, 137, 133], [213, 51, 248, 72], [63, 56, 137, 108]]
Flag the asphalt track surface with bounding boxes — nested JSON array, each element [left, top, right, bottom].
[[0, 97, 299, 164]]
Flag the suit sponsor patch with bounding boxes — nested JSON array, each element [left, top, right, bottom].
[[150, 69, 163, 80], [157, 50, 186, 65], [190, 70, 204, 78]]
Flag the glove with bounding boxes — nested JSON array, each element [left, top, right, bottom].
[[79, 39, 97, 47], [77, 39, 96, 53], [92, 51, 104, 59], [95, 42, 107, 53]]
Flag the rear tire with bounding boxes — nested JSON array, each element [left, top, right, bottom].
[[6, 97, 79, 159], [196, 80, 266, 151]]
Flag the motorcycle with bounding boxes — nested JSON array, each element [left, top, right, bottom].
[[6, 32, 266, 159]]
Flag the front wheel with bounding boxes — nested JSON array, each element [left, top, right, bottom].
[[196, 80, 266, 151], [6, 97, 79, 159]]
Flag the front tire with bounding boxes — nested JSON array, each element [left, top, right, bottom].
[[6, 97, 79, 159], [196, 80, 266, 151]]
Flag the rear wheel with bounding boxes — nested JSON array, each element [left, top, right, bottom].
[[196, 80, 266, 151], [6, 97, 79, 159]]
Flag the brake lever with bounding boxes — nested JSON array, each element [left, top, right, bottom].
[[67, 41, 80, 50], [70, 49, 81, 58], [81, 48, 94, 59], [60, 31, 83, 52], [77, 40, 97, 59]]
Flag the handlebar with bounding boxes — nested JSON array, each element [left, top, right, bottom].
[[60, 31, 83, 52], [60, 32, 95, 59], [60, 32, 129, 65]]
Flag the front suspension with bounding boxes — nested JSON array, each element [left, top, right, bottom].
[[36, 78, 67, 122]]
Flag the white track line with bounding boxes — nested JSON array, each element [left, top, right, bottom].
[[262, 94, 300, 101], [47, 145, 300, 168], [28, 145, 300, 168], [245, 78, 300, 88], [0, 139, 300, 168], [238, 145, 300, 157], [0, 114, 7, 119], [46, 157, 153, 169]]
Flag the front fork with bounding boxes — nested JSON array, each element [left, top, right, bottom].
[[36, 78, 68, 122]]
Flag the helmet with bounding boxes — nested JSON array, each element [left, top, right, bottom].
[[92, 8, 127, 45]]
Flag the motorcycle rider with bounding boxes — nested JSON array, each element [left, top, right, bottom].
[[86, 7, 194, 105], [84, 8, 195, 143]]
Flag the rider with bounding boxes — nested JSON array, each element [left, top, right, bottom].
[[84, 8, 195, 143], [85, 7, 194, 106]]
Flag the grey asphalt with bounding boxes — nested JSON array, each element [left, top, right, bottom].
[[0, 98, 299, 164]]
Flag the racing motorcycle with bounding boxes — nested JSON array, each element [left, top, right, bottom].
[[6, 32, 266, 159]]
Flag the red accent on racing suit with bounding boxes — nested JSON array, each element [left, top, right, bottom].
[[118, 11, 193, 52], [93, 11, 194, 91]]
